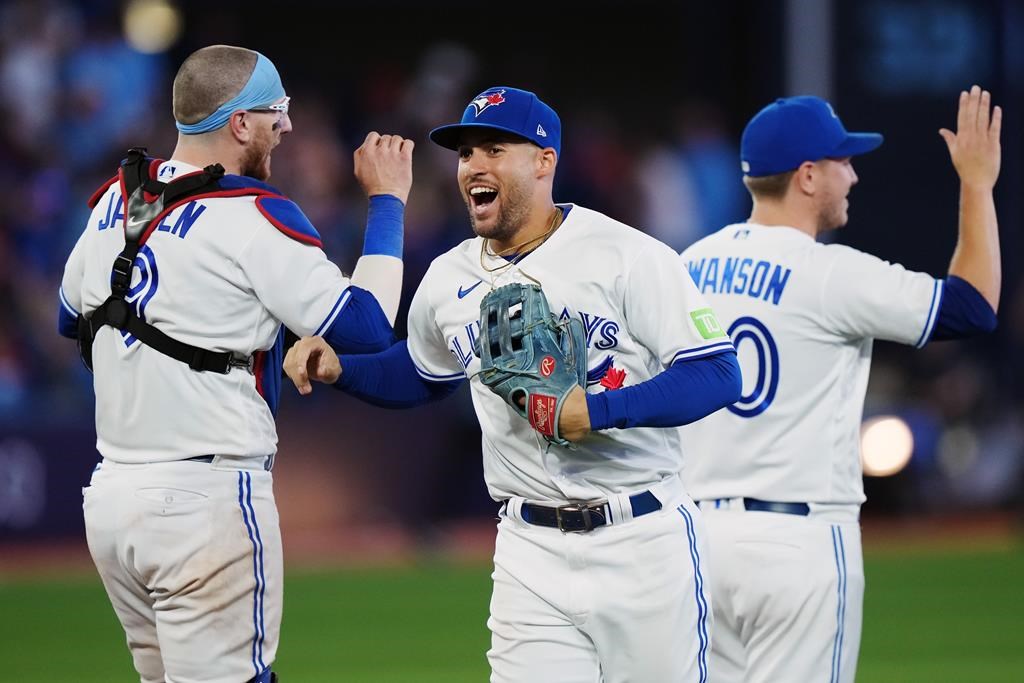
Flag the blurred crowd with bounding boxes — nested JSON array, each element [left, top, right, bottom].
[[1, 0, 1020, 524]]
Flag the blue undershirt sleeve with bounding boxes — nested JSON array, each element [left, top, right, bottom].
[[930, 275, 998, 341], [58, 287, 79, 339], [363, 195, 404, 257], [333, 339, 463, 409], [322, 286, 395, 354], [585, 351, 742, 431], [58, 305, 78, 339]]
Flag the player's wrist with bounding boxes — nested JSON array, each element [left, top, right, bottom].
[[367, 191, 407, 205], [585, 391, 613, 431], [363, 195, 404, 258], [959, 178, 996, 193]]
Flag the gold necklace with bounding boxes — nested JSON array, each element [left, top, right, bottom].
[[479, 206, 563, 275]]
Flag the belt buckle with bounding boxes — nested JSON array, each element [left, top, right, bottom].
[[228, 354, 256, 375], [556, 502, 604, 533]]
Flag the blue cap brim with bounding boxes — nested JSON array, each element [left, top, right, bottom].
[[831, 132, 884, 159], [429, 122, 541, 151]]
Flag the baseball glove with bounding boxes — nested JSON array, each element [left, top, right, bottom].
[[474, 283, 587, 447]]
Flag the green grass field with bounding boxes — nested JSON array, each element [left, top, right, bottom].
[[2, 546, 1021, 682]]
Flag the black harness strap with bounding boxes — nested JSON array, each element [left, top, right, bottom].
[[78, 148, 252, 374]]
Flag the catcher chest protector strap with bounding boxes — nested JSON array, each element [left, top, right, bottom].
[[77, 148, 255, 374]]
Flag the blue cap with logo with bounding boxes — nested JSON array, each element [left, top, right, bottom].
[[429, 86, 561, 156], [740, 96, 883, 177]]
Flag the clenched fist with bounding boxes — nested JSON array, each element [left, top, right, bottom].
[[284, 336, 341, 395], [354, 132, 414, 205]]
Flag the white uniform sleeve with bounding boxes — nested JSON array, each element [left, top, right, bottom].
[[351, 254, 402, 325], [820, 245, 942, 348], [60, 226, 89, 317], [625, 240, 735, 366], [405, 266, 465, 381], [237, 222, 352, 337]]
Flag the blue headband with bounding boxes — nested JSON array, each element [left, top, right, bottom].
[[176, 52, 286, 135]]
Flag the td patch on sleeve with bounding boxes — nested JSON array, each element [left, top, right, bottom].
[[690, 308, 728, 339]]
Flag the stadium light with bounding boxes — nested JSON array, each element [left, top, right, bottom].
[[861, 415, 914, 477], [123, 0, 183, 54]]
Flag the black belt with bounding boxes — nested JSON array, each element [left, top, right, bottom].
[[519, 490, 662, 533]]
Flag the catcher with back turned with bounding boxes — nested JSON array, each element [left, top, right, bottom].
[[284, 86, 742, 682], [58, 45, 412, 683]]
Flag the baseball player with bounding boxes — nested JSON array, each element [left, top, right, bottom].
[[283, 86, 742, 682], [57, 45, 413, 683], [679, 87, 1002, 683]]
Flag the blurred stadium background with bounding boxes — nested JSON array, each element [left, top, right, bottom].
[[0, 0, 1021, 680]]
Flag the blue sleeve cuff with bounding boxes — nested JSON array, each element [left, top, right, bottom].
[[586, 351, 741, 431], [58, 288, 79, 339], [586, 391, 616, 431], [334, 340, 462, 408], [363, 194, 404, 258], [931, 275, 998, 341], [322, 286, 395, 353]]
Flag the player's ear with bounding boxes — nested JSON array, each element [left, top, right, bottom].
[[227, 110, 253, 144], [536, 147, 557, 178], [794, 161, 817, 196]]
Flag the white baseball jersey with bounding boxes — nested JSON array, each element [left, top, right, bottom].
[[680, 223, 942, 506], [60, 160, 354, 464], [406, 204, 734, 503]]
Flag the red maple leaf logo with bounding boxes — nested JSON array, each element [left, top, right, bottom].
[[470, 90, 508, 117], [600, 367, 626, 390]]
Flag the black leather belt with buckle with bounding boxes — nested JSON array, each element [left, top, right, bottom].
[[518, 490, 662, 532]]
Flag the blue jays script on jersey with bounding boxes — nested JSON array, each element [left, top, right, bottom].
[[405, 204, 735, 502]]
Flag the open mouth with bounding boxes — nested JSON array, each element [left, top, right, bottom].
[[469, 185, 499, 210]]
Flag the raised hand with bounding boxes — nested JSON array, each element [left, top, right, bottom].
[[354, 132, 414, 204], [939, 85, 1002, 189]]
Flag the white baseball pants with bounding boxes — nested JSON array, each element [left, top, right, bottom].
[[83, 459, 280, 683], [488, 479, 713, 683], [698, 500, 863, 683]]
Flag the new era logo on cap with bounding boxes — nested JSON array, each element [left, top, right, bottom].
[[429, 86, 562, 156]]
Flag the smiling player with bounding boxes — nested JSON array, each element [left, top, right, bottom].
[[283, 86, 742, 682]]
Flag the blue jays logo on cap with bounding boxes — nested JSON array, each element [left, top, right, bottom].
[[470, 89, 507, 116], [740, 95, 883, 177], [430, 86, 562, 156]]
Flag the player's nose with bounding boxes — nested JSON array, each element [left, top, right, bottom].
[[277, 113, 293, 135], [463, 149, 488, 173]]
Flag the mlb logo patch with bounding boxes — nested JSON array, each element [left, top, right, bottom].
[[470, 90, 506, 117]]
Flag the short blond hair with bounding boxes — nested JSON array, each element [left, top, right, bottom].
[[172, 45, 258, 124], [742, 170, 796, 200]]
